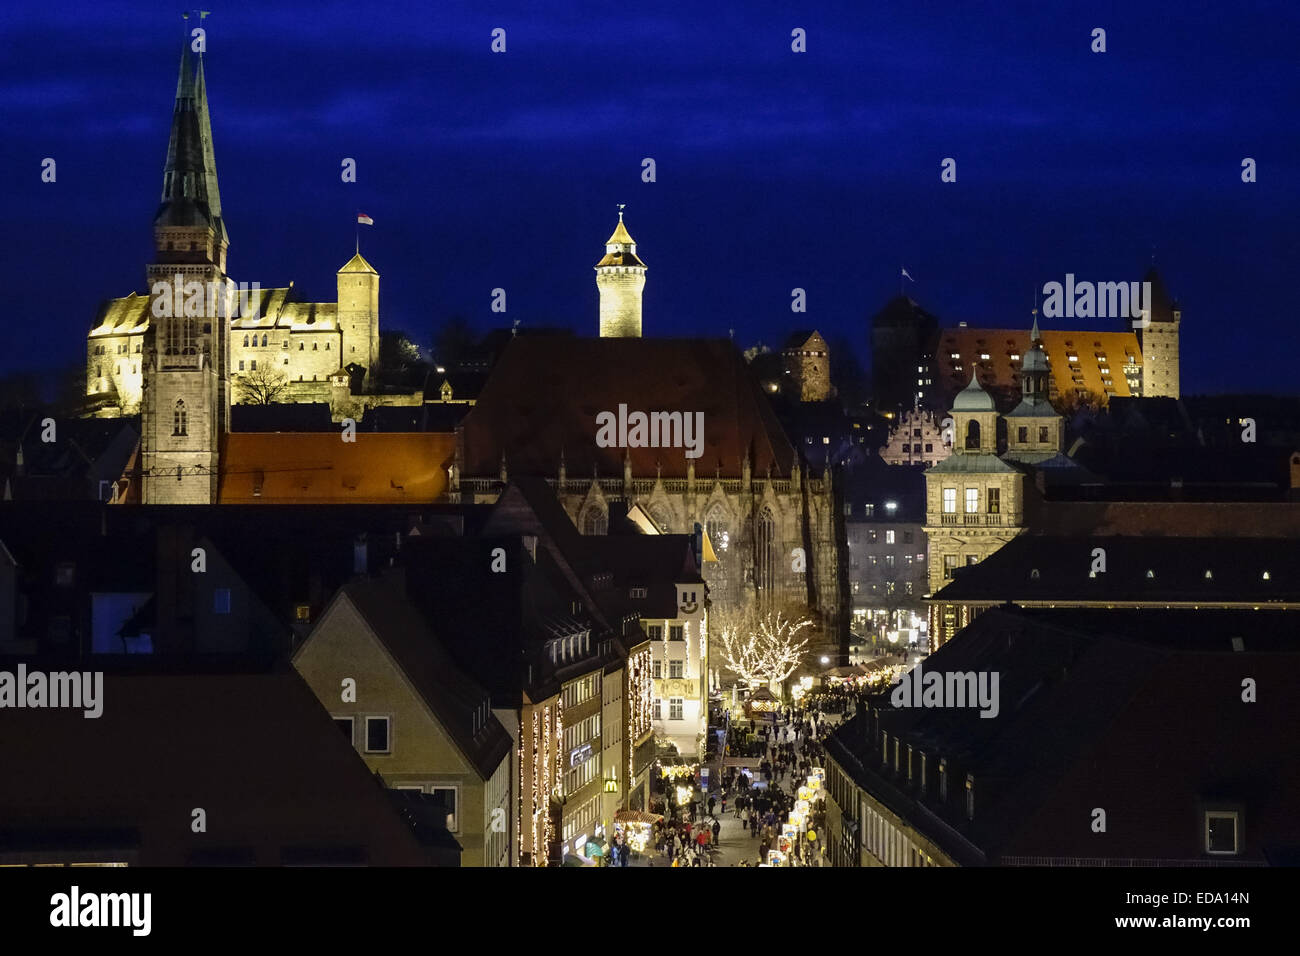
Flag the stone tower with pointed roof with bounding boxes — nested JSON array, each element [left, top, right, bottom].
[[338, 252, 380, 387], [1138, 267, 1181, 399], [88, 42, 401, 431], [140, 40, 230, 504], [595, 210, 646, 338]]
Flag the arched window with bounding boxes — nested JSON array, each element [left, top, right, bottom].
[[299, 343, 304, 351], [705, 506, 729, 552], [243, 335, 249, 347], [173, 400, 187, 437], [755, 507, 776, 597], [581, 507, 608, 536], [965, 419, 981, 450], [649, 504, 673, 533], [261, 334, 268, 347]]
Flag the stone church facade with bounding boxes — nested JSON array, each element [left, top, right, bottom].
[[453, 216, 842, 633]]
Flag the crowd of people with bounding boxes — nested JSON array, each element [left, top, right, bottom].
[[627, 684, 863, 867]]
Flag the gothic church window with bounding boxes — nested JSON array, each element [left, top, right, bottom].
[[261, 334, 268, 347], [243, 335, 249, 347], [755, 507, 776, 596], [299, 343, 304, 350], [582, 507, 608, 536], [173, 400, 187, 437], [313, 343, 318, 350]]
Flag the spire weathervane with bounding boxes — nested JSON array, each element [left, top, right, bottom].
[[617, 203, 625, 222]]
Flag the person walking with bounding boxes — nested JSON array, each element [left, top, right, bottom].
[[712, 818, 722, 845]]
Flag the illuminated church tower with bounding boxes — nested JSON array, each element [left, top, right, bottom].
[[595, 207, 646, 337], [139, 42, 230, 504]]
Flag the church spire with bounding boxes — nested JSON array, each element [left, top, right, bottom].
[[155, 38, 222, 244], [193, 54, 227, 245]]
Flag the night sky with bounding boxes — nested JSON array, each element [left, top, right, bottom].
[[3, 1, 1297, 394]]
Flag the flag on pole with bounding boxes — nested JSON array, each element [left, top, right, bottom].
[[901, 267, 914, 282], [357, 213, 374, 226]]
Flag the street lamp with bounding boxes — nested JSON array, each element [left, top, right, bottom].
[[819, 656, 829, 665]]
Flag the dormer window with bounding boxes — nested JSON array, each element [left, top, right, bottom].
[[1262, 571, 1271, 581], [1146, 569, 1155, 579], [1205, 570, 1213, 579]]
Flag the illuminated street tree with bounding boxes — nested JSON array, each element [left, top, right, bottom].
[[717, 607, 813, 689]]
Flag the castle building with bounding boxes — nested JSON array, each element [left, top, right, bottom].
[[86, 43, 382, 420], [1136, 267, 1181, 399], [781, 331, 832, 402], [595, 210, 646, 338], [874, 268, 1183, 415]]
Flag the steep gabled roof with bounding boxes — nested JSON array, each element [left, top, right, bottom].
[[338, 572, 514, 780], [461, 337, 795, 479]]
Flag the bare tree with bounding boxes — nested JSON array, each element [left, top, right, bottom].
[[236, 363, 290, 405], [716, 606, 814, 689]]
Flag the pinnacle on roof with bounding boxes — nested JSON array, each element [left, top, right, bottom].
[[596, 208, 646, 269], [155, 39, 225, 240], [338, 251, 379, 275], [952, 364, 996, 412]]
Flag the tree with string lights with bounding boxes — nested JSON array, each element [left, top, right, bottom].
[[716, 606, 814, 691]]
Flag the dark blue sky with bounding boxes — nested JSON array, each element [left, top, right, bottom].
[[3, 1, 1297, 393]]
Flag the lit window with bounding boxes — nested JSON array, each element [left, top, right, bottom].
[[949, 352, 960, 359], [965, 488, 978, 513], [669, 699, 683, 720], [979, 352, 990, 360], [942, 489, 956, 514], [669, 660, 683, 679], [295, 605, 311, 622]]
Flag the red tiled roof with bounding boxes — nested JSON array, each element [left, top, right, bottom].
[[936, 328, 1142, 406], [460, 337, 794, 479]]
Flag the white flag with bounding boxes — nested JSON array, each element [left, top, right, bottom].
[[901, 268, 914, 282]]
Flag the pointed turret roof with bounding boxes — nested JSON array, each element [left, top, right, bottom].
[[1021, 314, 1049, 374], [339, 252, 379, 275], [596, 210, 646, 269], [155, 41, 224, 238], [952, 365, 996, 412], [1142, 266, 1179, 323]]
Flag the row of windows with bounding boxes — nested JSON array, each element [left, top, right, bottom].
[[563, 714, 601, 754], [562, 793, 602, 846], [942, 554, 982, 578], [851, 581, 915, 595], [652, 698, 685, 721], [393, 783, 460, 832], [646, 624, 685, 642], [562, 673, 601, 709], [652, 659, 686, 679], [941, 487, 1001, 515], [564, 748, 600, 796], [334, 714, 392, 755], [93, 343, 141, 355]]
